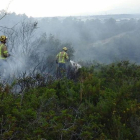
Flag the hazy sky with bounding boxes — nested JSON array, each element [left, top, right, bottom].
[[0, 0, 140, 17]]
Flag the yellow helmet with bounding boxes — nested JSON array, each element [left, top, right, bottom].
[[0, 35, 7, 42], [63, 47, 67, 51]]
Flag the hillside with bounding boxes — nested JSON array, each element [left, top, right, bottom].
[[83, 29, 140, 63], [88, 31, 131, 47]]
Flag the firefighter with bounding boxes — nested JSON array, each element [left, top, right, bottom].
[[56, 47, 69, 78], [0, 35, 10, 75], [0, 35, 9, 59]]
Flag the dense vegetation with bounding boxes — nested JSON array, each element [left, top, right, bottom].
[[0, 60, 140, 140]]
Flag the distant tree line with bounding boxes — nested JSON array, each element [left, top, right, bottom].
[[1, 11, 140, 64]]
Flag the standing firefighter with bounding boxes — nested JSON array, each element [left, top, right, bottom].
[[56, 47, 69, 78], [0, 35, 9, 59], [0, 35, 9, 75]]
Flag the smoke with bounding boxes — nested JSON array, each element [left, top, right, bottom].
[[0, 51, 28, 82], [1, 13, 140, 81], [37, 16, 140, 63]]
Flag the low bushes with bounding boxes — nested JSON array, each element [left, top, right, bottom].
[[0, 61, 140, 140]]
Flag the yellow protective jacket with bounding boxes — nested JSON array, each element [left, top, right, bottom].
[[56, 51, 69, 63], [0, 43, 8, 59]]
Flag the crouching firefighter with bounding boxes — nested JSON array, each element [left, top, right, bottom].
[[0, 35, 10, 74], [56, 47, 69, 78]]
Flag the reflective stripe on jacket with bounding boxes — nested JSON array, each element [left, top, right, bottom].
[[0, 44, 8, 59], [56, 51, 68, 63]]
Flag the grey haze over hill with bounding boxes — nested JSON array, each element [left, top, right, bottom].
[[1, 12, 140, 65]]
